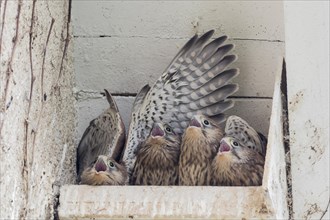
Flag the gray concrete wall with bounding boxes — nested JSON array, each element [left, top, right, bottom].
[[72, 1, 285, 141], [0, 1, 76, 219]]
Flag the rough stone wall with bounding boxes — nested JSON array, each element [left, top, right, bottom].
[[0, 0, 75, 219]]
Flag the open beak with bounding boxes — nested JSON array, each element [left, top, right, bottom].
[[151, 123, 165, 137], [219, 139, 231, 153], [95, 157, 107, 172], [189, 116, 201, 128]]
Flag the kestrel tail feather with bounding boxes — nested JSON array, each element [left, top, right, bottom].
[[104, 89, 118, 111], [131, 84, 151, 113], [104, 89, 126, 161]]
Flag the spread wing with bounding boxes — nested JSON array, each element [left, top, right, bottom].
[[122, 30, 239, 174], [76, 89, 125, 181], [225, 115, 267, 156]]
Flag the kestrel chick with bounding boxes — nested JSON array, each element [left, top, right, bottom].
[[76, 89, 125, 182], [80, 155, 128, 185], [131, 123, 181, 185], [211, 136, 265, 186], [179, 115, 224, 186], [211, 115, 267, 186]]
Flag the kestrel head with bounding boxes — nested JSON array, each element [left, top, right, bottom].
[[185, 114, 224, 144], [137, 122, 181, 167], [217, 136, 258, 163], [80, 155, 128, 185], [150, 122, 180, 146]]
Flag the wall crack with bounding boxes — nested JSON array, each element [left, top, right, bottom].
[[0, 0, 21, 134], [281, 59, 293, 220], [56, 0, 71, 86], [320, 199, 330, 220], [21, 0, 37, 219]]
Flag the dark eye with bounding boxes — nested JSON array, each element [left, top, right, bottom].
[[165, 126, 172, 133], [109, 161, 115, 168], [233, 141, 239, 147], [203, 119, 209, 125]]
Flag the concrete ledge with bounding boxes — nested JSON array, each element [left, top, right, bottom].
[[59, 185, 274, 219]]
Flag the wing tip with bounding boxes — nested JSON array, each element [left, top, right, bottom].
[[227, 54, 238, 62], [227, 68, 240, 78], [210, 34, 228, 46], [231, 83, 239, 93], [220, 83, 240, 97], [140, 84, 151, 93], [201, 29, 215, 37]]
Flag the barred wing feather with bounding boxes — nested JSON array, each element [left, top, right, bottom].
[[122, 30, 239, 174]]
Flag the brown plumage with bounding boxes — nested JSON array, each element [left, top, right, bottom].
[[179, 114, 224, 186], [76, 89, 125, 182], [211, 136, 265, 186], [80, 155, 128, 185], [131, 123, 180, 185], [211, 115, 267, 186]]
